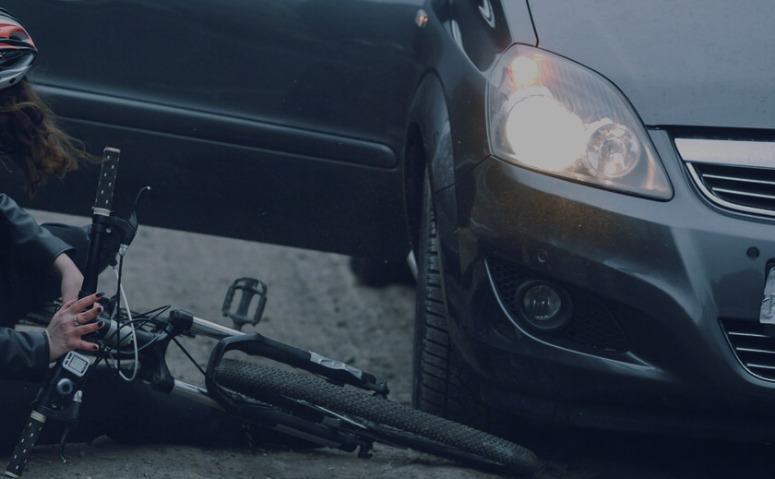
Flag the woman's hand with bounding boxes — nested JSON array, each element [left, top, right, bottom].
[[52, 253, 84, 303], [46, 293, 103, 362]]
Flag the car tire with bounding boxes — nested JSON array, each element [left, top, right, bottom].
[[412, 171, 494, 430], [349, 256, 415, 287]]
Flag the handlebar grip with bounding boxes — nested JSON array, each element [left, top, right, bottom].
[[4, 410, 46, 478], [93, 147, 120, 214]]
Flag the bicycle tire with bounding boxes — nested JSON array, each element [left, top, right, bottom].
[[215, 359, 540, 475]]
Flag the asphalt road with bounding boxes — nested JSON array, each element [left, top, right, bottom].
[[6, 211, 775, 479]]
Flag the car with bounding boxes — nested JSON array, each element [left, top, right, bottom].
[[6, 0, 775, 437], [407, 0, 775, 437], [0, 0, 421, 261]]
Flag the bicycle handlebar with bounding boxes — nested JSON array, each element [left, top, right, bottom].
[[92, 147, 120, 215], [80, 147, 121, 298], [3, 411, 46, 478], [99, 318, 160, 352], [6, 147, 124, 478]]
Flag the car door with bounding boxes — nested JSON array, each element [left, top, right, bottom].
[[0, 0, 424, 258]]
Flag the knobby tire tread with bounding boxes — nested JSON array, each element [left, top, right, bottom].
[[215, 359, 539, 474]]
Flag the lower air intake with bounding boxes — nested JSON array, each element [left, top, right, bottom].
[[486, 257, 630, 353], [721, 318, 775, 381]]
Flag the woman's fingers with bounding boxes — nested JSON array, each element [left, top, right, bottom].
[[76, 321, 101, 336], [59, 298, 78, 311], [45, 293, 107, 361], [76, 340, 100, 352], [66, 292, 102, 313], [77, 304, 103, 323]]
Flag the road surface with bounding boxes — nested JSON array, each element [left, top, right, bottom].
[[4, 211, 775, 479]]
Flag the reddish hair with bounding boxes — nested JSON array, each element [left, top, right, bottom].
[[0, 79, 89, 193]]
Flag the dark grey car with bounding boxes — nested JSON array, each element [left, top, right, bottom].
[[408, 0, 775, 436], [6, 0, 775, 436], [1, 0, 421, 258]]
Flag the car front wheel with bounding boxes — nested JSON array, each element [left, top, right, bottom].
[[412, 171, 492, 429]]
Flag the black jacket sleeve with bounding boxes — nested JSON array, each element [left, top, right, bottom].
[[0, 329, 50, 380], [0, 193, 72, 270], [1, 193, 67, 378]]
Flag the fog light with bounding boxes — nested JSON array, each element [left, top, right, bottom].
[[523, 284, 561, 319], [516, 281, 571, 332]]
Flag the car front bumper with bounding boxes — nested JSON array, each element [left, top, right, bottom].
[[440, 128, 775, 433]]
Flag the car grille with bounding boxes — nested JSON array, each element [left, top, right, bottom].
[[676, 137, 775, 217], [487, 257, 629, 353], [688, 163, 775, 214], [721, 318, 775, 381]]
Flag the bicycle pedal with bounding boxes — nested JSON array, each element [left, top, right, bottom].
[[222, 277, 268, 330]]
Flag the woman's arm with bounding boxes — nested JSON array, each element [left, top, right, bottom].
[[0, 328, 49, 381], [51, 252, 84, 303], [0, 193, 73, 271], [0, 193, 84, 301], [0, 294, 103, 381]]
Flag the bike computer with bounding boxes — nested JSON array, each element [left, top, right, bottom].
[[61, 351, 90, 378]]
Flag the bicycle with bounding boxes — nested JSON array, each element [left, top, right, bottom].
[[3, 148, 541, 478]]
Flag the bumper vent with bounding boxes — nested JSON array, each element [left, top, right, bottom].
[[721, 318, 775, 381], [688, 163, 775, 216], [487, 258, 629, 353], [676, 137, 775, 217]]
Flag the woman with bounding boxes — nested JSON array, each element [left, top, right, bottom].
[[0, 9, 250, 454], [0, 8, 103, 379]]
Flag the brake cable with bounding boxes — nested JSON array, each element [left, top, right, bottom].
[[110, 250, 140, 382]]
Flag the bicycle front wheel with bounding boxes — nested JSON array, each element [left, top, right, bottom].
[[215, 359, 540, 476]]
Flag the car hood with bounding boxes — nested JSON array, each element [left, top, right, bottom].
[[526, 0, 775, 130]]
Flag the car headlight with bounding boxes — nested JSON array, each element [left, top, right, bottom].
[[487, 45, 672, 200]]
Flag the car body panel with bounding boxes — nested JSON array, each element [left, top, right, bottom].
[[420, 1, 775, 434], [529, 0, 775, 130], [18, 0, 420, 151], [409, 73, 456, 192], [1, 0, 429, 257], [445, 0, 534, 70], [37, 85, 397, 168], [7, 0, 773, 433], [444, 132, 775, 405], [500, 0, 537, 48], [1, 116, 408, 256]]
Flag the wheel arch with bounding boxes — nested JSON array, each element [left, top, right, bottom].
[[403, 72, 455, 252]]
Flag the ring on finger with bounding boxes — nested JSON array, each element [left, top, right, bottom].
[[73, 314, 82, 326]]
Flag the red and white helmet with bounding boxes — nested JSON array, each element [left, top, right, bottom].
[[0, 9, 36, 90]]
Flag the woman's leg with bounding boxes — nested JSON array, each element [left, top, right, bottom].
[[74, 367, 248, 446], [0, 224, 250, 451], [0, 366, 248, 454]]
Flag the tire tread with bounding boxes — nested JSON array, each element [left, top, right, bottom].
[[215, 360, 539, 474]]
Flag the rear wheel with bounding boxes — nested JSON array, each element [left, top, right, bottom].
[[215, 359, 540, 475], [349, 257, 414, 287]]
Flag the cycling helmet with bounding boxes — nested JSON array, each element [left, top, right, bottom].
[[0, 8, 36, 90]]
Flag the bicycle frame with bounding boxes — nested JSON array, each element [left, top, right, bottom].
[[18, 302, 387, 454], [148, 313, 244, 411], [122, 309, 389, 453], [4, 146, 388, 478], [5, 145, 538, 477], [125, 309, 387, 395]]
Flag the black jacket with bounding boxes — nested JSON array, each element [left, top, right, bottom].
[[1, 193, 71, 380]]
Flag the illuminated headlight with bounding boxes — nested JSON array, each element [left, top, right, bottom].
[[487, 45, 672, 199]]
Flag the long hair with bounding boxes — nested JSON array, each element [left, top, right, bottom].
[[0, 79, 88, 193]]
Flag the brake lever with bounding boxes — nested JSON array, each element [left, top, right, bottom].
[[90, 185, 150, 266], [132, 185, 152, 213], [119, 185, 152, 247]]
